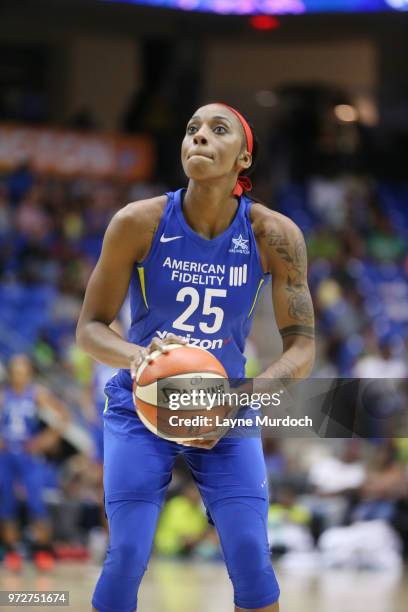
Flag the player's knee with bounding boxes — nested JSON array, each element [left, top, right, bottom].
[[227, 529, 268, 572], [106, 542, 147, 580]]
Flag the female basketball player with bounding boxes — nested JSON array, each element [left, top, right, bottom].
[[77, 102, 315, 612]]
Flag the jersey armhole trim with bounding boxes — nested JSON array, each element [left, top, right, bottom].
[[247, 278, 265, 319], [245, 198, 271, 280], [137, 267, 149, 309], [103, 395, 109, 415]]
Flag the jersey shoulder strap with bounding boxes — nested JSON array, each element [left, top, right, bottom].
[[137, 191, 176, 267]]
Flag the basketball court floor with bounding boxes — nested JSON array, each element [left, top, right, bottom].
[[1, 559, 407, 612]]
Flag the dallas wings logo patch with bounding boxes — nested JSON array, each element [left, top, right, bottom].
[[229, 234, 250, 255]]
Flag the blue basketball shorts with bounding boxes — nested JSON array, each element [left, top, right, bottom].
[[92, 378, 280, 612]]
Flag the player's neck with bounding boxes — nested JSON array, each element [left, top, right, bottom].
[[183, 181, 240, 239]]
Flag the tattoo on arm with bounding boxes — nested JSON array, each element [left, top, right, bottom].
[[266, 355, 300, 380], [280, 325, 315, 339], [262, 230, 314, 325]]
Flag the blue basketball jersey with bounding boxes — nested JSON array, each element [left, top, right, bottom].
[[112, 188, 270, 403], [0, 385, 41, 451]]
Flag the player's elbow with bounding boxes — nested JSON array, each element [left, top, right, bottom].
[[76, 313, 112, 356], [76, 317, 91, 352]]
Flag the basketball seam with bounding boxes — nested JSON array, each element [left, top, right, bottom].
[[137, 371, 227, 388]]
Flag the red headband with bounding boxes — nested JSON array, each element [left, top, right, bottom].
[[218, 103, 254, 197]]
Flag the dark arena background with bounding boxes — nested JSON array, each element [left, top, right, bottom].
[[1, 1, 408, 610]]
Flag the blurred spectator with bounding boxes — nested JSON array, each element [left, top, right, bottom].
[[308, 441, 366, 495], [268, 486, 313, 555], [307, 225, 342, 261], [351, 442, 406, 523], [353, 337, 407, 378], [15, 185, 50, 240], [0, 354, 70, 572], [316, 279, 366, 341], [312, 339, 340, 377], [6, 163, 35, 205], [304, 441, 366, 532], [154, 483, 213, 559], [368, 215, 405, 263], [318, 519, 403, 571], [55, 453, 103, 546], [308, 177, 348, 229]]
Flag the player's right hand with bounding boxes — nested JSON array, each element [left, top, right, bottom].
[[130, 333, 188, 381]]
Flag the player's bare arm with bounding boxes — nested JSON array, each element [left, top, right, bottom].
[[253, 204, 316, 381], [76, 196, 179, 369]]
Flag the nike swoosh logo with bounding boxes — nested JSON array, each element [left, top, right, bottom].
[[160, 234, 183, 243]]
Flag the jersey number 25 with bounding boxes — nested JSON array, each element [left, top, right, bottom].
[[173, 287, 226, 334]]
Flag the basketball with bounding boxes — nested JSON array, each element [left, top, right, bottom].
[[133, 343, 232, 443]]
